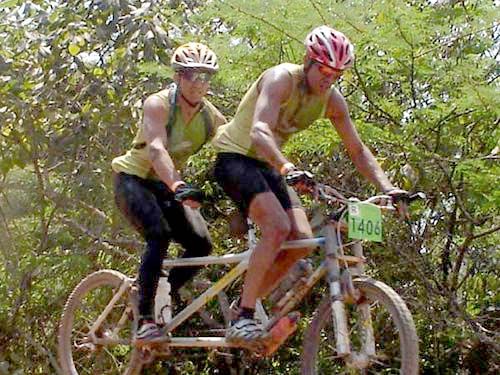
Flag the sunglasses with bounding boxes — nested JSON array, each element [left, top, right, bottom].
[[316, 63, 343, 77], [181, 70, 213, 83]]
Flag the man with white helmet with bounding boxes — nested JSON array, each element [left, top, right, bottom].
[[212, 26, 409, 346], [112, 42, 226, 345]]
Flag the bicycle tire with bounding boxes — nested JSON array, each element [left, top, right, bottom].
[[58, 270, 143, 374], [301, 277, 419, 374]]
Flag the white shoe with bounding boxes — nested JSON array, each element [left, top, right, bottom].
[[133, 321, 165, 346], [226, 318, 269, 350]]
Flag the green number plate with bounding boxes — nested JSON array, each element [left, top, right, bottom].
[[348, 202, 383, 242]]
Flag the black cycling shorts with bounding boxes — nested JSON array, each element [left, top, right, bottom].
[[214, 152, 301, 215]]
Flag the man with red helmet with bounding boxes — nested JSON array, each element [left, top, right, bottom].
[[212, 26, 409, 346], [112, 42, 226, 345]]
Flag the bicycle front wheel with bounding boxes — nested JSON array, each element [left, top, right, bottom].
[[301, 277, 419, 374], [58, 270, 143, 375]]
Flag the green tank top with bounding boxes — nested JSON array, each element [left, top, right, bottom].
[[212, 63, 329, 160], [112, 85, 218, 179]]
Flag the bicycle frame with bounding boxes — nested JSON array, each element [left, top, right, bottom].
[[89, 221, 369, 358], [150, 219, 367, 356], [61, 186, 421, 374]]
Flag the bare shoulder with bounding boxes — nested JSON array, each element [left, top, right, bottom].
[[326, 86, 349, 119], [258, 65, 294, 103], [143, 94, 168, 115], [143, 94, 169, 136]]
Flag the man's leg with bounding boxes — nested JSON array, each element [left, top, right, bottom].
[[239, 192, 291, 310], [213, 153, 292, 342], [113, 173, 171, 344], [256, 207, 313, 299]]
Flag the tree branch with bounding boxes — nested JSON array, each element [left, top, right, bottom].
[[442, 200, 458, 284], [433, 108, 475, 152], [352, 64, 401, 127], [450, 298, 500, 353], [12, 327, 63, 374], [471, 224, 500, 240], [395, 19, 418, 109], [225, 3, 302, 43], [450, 224, 473, 292], [307, 0, 327, 24], [60, 217, 141, 258], [415, 24, 497, 59], [420, 148, 481, 226]]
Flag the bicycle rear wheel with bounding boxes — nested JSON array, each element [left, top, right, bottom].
[[301, 277, 419, 374], [58, 270, 143, 375]]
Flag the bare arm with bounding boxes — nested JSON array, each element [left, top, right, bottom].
[[250, 67, 294, 172], [212, 106, 227, 128], [142, 95, 183, 191], [326, 88, 395, 192]]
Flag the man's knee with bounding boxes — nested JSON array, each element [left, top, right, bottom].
[[250, 192, 291, 242], [290, 228, 313, 241], [262, 218, 291, 245], [143, 221, 170, 248], [287, 208, 313, 240]]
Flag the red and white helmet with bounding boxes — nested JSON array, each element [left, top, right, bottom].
[[305, 26, 354, 70], [171, 42, 219, 72]]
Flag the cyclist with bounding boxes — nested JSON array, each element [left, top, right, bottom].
[[112, 43, 226, 345], [212, 26, 409, 346]]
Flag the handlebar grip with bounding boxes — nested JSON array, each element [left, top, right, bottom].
[[285, 170, 315, 186]]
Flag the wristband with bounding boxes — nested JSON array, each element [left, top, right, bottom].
[[170, 180, 186, 192], [280, 162, 296, 176]]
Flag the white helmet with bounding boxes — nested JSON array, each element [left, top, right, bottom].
[[171, 42, 219, 73], [305, 26, 355, 70]]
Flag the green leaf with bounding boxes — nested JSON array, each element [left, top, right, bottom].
[[68, 44, 80, 56], [0, 0, 18, 8], [92, 67, 104, 76]]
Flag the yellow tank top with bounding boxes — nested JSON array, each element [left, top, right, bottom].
[[112, 85, 219, 179], [212, 63, 328, 160]]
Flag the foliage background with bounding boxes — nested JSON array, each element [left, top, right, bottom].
[[0, 0, 498, 373]]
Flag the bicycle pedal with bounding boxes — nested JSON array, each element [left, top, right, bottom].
[[138, 347, 155, 364], [134, 334, 171, 348], [228, 334, 272, 353], [236, 341, 268, 353], [151, 347, 172, 358]]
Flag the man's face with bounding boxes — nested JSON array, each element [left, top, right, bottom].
[[177, 69, 213, 103], [305, 61, 343, 95]]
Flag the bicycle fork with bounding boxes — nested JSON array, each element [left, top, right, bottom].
[[324, 224, 351, 356], [324, 225, 376, 367]]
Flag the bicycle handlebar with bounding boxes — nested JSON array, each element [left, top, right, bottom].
[[295, 180, 425, 210]]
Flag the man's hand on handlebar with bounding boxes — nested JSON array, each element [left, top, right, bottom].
[[384, 188, 411, 220], [283, 168, 424, 222], [285, 169, 316, 194]]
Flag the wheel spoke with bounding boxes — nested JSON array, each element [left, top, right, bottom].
[[58, 271, 140, 374], [300, 278, 419, 374]]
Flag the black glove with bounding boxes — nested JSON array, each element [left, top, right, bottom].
[[285, 170, 316, 188], [174, 184, 204, 203]]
